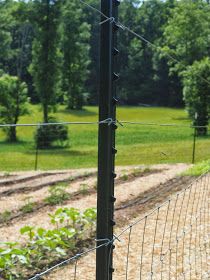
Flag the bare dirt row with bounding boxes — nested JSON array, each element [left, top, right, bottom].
[[42, 173, 210, 280], [1, 164, 188, 244]]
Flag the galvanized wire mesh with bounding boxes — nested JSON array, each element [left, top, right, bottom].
[[25, 171, 209, 280], [113, 172, 210, 280]]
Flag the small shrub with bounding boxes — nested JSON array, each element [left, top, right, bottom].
[[35, 117, 69, 149]]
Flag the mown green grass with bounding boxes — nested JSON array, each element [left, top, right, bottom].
[[0, 105, 209, 171]]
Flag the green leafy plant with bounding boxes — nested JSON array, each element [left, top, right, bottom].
[[0, 242, 29, 279], [3, 172, 11, 177], [82, 208, 96, 234], [45, 185, 70, 205], [80, 183, 89, 195], [131, 167, 151, 177], [0, 210, 11, 223], [120, 174, 129, 181], [0, 207, 96, 279], [49, 207, 81, 229], [20, 226, 35, 241], [20, 197, 35, 214]]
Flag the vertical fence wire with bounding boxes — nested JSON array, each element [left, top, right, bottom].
[[112, 171, 210, 280]]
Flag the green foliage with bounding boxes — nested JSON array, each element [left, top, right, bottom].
[[29, 0, 62, 123], [118, 0, 181, 106], [182, 160, 210, 177], [45, 184, 70, 205], [0, 207, 96, 279], [35, 120, 69, 149], [80, 183, 89, 195], [120, 174, 129, 181], [164, 0, 210, 72], [183, 57, 210, 135], [0, 242, 29, 279], [0, 210, 11, 223], [0, 74, 28, 142], [61, 0, 90, 110], [132, 167, 151, 177], [0, 2, 12, 65], [20, 197, 35, 214]]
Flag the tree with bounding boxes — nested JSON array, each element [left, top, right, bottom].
[[0, 0, 35, 101], [0, 0, 13, 72], [0, 74, 28, 142], [30, 0, 62, 123], [61, 0, 90, 110], [164, 0, 210, 73], [163, 0, 210, 132], [121, 0, 174, 105], [11, 1, 34, 90], [183, 58, 210, 136], [82, 0, 100, 105]]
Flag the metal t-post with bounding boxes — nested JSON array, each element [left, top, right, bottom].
[[96, 0, 119, 280]]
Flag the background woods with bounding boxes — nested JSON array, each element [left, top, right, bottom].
[[0, 0, 209, 136]]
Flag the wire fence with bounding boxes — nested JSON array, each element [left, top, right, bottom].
[[0, 121, 209, 171], [0, 1, 210, 279], [26, 170, 210, 280]]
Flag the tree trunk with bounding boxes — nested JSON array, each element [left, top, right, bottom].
[[43, 103, 48, 123], [8, 126, 17, 142]]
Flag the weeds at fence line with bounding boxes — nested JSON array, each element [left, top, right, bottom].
[[14, 171, 208, 280]]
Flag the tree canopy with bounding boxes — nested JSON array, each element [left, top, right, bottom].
[[0, 0, 209, 134]]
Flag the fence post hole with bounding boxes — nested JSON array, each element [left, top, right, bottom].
[[96, 0, 119, 280]]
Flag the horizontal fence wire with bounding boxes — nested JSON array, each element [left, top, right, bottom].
[[0, 119, 210, 128], [27, 238, 113, 280], [24, 171, 209, 279], [0, 121, 209, 170]]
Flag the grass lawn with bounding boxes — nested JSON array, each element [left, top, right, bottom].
[[0, 105, 209, 171]]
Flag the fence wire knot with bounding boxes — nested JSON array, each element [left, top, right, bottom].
[[99, 17, 115, 25], [95, 238, 112, 246]]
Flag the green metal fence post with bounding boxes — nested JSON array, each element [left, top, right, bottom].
[[96, 0, 120, 279], [192, 112, 197, 164]]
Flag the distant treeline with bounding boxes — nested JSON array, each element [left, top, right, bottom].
[[0, 0, 209, 127]]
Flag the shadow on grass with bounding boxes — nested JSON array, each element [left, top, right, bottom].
[[59, 107, 97, 117], [171, 117, 190, 121], [25, 149, 92, 157], [196, 134, 210, 140], [0, 139, 30, 145], [0, 140, 34, 153]]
